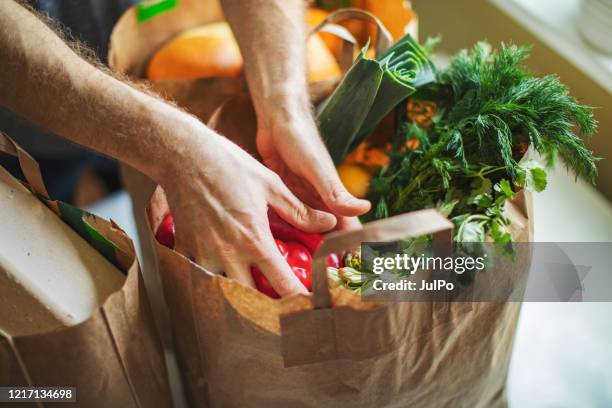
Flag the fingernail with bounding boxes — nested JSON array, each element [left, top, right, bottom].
[[356, 198, 371, 209], [340, 191, 370, 209], [315, 210, 336, 226], [337, 190, 354, 203]]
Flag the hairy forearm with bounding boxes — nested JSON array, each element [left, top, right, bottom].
[[0, 0, 206, 182], [220, 0, 310, 125]]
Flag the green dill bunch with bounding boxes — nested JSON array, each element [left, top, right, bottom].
[[432, 41, 599, 182], [367, 40, 599, 222]]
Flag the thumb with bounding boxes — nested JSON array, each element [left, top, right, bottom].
[[268, 177, 337, 233], [273, 120, 371, 217], [304, 163, 371, 217]]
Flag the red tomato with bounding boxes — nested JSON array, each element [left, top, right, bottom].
[[291, 267, 311, 292], [284, 241, 312, 270], [275, 239, 289, 258], [252, 240, 312, 298], [155, 212, 175, 248], [251, 268, 281, 299], [267, 209, 324, 254], [326, 252, 342, 268]]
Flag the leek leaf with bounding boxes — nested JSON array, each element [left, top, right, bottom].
[[317, 46, 383, 164], [317, 34, 433, 164]]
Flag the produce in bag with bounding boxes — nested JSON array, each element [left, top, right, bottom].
[[155, 209, 341, 298], [155, 211, 175, 249], [368, 42, 597, 227], [325, 38, 598, 288], [336, 162, 373, 197], [147, 9, 341, 82], [317, 33, 434, 164], [146, 22, 242, 80], [136, 9, 535, 407], [251, 239, 312, 298]]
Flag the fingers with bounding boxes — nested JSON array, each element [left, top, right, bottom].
[[175, 211, 306, 297], [268, 173, 337, 233], [319, 181, 371, 217], [254, 238, 308, 296], [335, 216, 363, 232], [223, 259, 256, 288], [300, 160, 371, 217], [174, 227, 224, 274], [285, 136, 371, 217]]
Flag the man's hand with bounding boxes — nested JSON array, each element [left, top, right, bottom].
[[0, 0, 336, 296], [256, 97, 369, 230], [221, 0, 371, 227], [161, 122, 336, 295]]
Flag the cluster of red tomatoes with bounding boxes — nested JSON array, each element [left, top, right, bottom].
[[155, 209, 340, 298]]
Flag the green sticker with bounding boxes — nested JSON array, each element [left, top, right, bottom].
[[136, 0, 179, 23], [57, 202, 121, 270]]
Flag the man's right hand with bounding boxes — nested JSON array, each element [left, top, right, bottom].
[[160, 122, 337, 296]]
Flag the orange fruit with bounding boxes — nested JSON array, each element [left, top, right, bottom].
[[147, 22, 242, 80], [306, 7, 329, 29], [363, 0, 416, 41], [306, 34, 341, 82], [306, 8, 344, 58], [147, 16, 340, 82], [338, 163, 372, 198]]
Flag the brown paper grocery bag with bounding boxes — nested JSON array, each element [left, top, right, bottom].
[[144, 76, 532, 407], [109, 3, 392, 352], [110, 3, 531, 405], [0, 132, 173, 408], [147, 180, 531, 407], [144, 96, 533, 406]]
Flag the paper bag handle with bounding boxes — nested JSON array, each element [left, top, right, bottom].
[[309, 8, 393, 74], [311, 209, 453, 309], [0, 131, 49, 199]]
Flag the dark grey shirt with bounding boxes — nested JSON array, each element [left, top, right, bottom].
[[0, 0, 140, 158]]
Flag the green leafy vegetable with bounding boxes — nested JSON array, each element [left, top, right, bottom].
[[367, 41, 598, 254], [516, 160, 547, 192], [317, 34, 434, 164], [323, 38, 599, 290]]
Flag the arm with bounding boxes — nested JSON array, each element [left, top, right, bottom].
[[0, 0, 335, 296], [220, 0, 370, 224]]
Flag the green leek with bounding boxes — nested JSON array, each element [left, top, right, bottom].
[[317, 34, 434, 165]]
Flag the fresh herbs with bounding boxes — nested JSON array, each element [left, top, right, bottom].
[[319, 39, 598, 291], [367, 41, 598, 251], [432, 42, 597, 180]]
